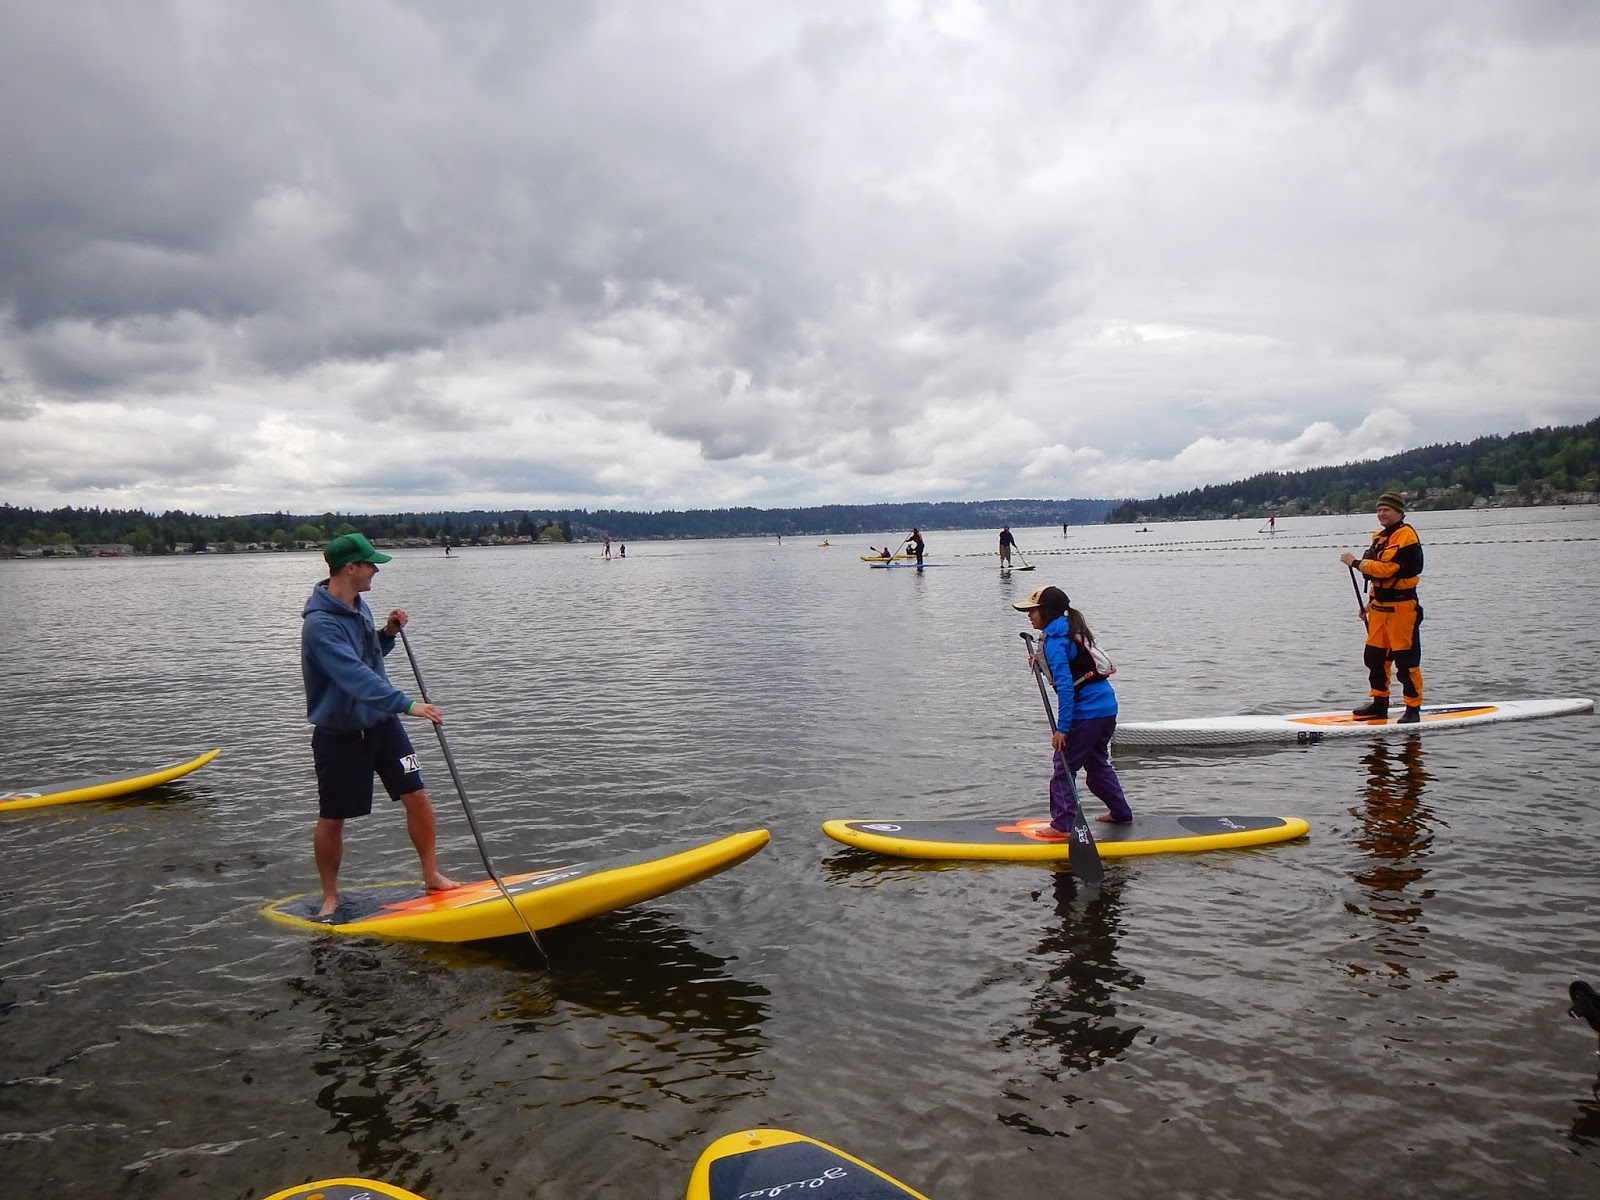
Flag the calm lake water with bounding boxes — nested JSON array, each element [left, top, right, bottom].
[[3, 508, 1599, 1199]]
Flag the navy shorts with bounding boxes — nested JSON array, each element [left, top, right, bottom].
[[311, 717, 426, 820]]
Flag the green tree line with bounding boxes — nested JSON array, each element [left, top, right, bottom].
[[1107, 416, 1600, 523], [0, 498, 1112, 553]]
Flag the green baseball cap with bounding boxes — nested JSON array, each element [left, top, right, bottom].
[[323, 532, 392, 568]]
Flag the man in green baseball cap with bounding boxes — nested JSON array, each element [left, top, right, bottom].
[[301, 532, 459, 919], [321, 531, 392, 569]]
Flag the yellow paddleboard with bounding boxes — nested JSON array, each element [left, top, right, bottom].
[[1, 748, 221, 812], [261, 1179, 426, 1200], [688, 1128, 932, 1199], [823, 814, 1309, 862], [262, 829, 769, 943]]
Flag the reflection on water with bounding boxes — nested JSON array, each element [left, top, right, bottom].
[[1345, 737, 1453, 987], [1571, 1074, 1600, 1148], [284, 908, 772, 1183], [290, 940, 464, 1181], [996, 872, 1144, 1138]]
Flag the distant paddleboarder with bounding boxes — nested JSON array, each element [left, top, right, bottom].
[[301, 533, 461, 919], [906, 528, 925, 567], [998, 525, 1016, 567], [1341, 491, 1424, 724]]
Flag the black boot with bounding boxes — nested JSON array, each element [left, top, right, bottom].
[[1396, 706, 1421, 724], [1351, 697, 1389, 719]]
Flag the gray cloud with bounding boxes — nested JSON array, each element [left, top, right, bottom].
[[1, 1, 1597, 514]]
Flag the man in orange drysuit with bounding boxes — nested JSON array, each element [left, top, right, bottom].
[[1340, 491, 1424, 724]]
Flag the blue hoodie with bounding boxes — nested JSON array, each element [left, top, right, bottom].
[[1040, 614, 1117, 734], [301, 580, 414, 730]]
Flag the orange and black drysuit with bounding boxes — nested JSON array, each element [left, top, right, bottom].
[[1355, 520, 1424, 708]]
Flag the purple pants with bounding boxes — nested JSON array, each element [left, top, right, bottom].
[[1049, 714, 1132, 829]]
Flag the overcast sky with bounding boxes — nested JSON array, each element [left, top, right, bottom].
[[3, 1, 1597, 515]]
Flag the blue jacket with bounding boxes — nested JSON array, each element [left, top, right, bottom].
[[301, 581, 414, 730], [1040, 615, 1117, 733]]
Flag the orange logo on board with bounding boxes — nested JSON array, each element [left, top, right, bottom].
[[996, 819, 1071, 842]]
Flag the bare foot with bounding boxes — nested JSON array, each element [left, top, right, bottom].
[[424, 874, 463, 893], [317, 894, 341, 918], [1095, 814, 1133, 824]]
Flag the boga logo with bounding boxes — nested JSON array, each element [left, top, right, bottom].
[[860, 823, 902, 832]]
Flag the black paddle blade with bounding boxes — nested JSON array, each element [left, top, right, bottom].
[[1060, 774, 1104, 885], [1571, 980, 1600, 1033]]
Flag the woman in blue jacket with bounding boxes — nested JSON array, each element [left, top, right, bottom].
[[1014, 585, 1133, 832]]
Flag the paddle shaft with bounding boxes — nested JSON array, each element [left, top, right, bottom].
[[1347, 563, 1368, 626], [1019, 632, 1104, 884], [397, 626, 548, 962]]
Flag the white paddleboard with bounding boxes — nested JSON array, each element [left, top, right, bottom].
[[1113, 698, 1593, 747]]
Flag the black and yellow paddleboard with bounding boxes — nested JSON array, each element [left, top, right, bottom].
[[823, 814, 1308, 862], [261, 1179, 426, 1200], [262, 829, 769, 942], [1, 748, 221, 813], [688, 1129, 932, 1200]]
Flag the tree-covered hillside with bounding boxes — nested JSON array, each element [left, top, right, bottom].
[[1107, 416, 1600, 523], [0, 497, 1112, 553]]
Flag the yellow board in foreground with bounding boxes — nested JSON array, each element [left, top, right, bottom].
[[261, 1179, 426, 1200], [823, 814, 1309, 862], [1, 748, 221, 812], [262, 829, 770, 943], [688, 1128, 932, 1200]]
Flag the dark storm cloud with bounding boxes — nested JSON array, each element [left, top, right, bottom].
[[0, 1, 1597, 513]]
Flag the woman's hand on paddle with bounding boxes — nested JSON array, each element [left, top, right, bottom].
[[1339, 552, 1358, 567], [409, 700, 443, 725], [1052, 730, 1068, 753]]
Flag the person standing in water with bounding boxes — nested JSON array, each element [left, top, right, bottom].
[[906, 528, 925, 566], [1341, 491, 1424, 724], [999, 526, 1016, 567], [1013, 585, 1132, 831], [301, 533, 461, 918]]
